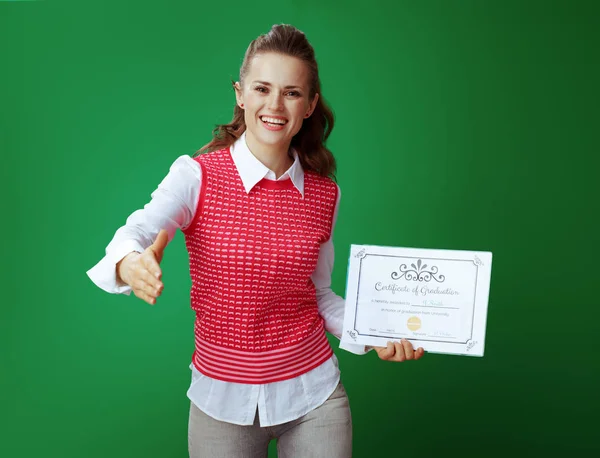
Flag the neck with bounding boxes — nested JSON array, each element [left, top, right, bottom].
[[245, 132, 293, 179]]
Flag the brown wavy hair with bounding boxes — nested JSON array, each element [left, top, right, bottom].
[[194, 24, 336, 178]]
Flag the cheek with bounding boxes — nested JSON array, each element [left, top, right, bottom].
[[290, 100, 309, 121], [243, 92, 261, 111]]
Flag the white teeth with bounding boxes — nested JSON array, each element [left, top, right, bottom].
[[261, 116, 286, 125]]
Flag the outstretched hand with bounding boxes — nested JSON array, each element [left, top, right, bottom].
[[373, 339, 425, 362], [116, 229, 169, 305]]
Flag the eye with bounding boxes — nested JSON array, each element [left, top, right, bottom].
[[255, 86, 268, 93], [286, 91, 301, 97]]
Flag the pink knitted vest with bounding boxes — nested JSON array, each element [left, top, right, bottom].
[[182, 147, 338, 384]]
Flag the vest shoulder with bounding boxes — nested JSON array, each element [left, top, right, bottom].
[[192, 148, 231, 167], [305, 171, 338, 190]]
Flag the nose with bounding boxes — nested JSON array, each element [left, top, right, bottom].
[[267, 92, 284, 111]]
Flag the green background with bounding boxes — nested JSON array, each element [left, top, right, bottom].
[[2, 0, 599, 456]]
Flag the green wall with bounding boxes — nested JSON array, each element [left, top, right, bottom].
[[2, 0, 598, 456]]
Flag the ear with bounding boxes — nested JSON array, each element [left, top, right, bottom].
[[305, 93, 319, 118], [234, 81, 244, 109]]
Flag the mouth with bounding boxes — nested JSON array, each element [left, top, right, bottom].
[[259, 115, 288, 127]]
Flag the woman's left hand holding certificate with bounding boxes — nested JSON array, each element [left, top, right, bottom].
[[373, 338, 425, 362]]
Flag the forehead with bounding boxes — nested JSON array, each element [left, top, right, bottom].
[[245, 53, 310, 88]]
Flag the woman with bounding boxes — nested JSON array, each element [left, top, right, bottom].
[[87, 23, 424, 458]]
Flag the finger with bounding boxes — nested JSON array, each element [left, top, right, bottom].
[[141, 251, 163, 280], [142, 279, 163, 299], [377, 341, 394, 360], [393, 341, 406, 362], [130, 267, 164, 296], [150, 229, 169, 264], [138, 268, 163, 293], [133, 288, 156, 306], [386, 341, 396, 360], [129, 265, 162, 292], [402, 338, 415, 360], [414, 347, 425, 360]]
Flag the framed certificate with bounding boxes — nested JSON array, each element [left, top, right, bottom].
[[341, 244, 493, 357]]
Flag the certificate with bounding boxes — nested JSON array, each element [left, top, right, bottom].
[[341, 244, 492, 357]]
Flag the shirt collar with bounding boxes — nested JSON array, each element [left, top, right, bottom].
[[230, 131, 305, 197]]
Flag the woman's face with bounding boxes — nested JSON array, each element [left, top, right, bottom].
[[236, 52, 319, 155]]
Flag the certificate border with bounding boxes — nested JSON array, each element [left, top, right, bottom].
[[353, 254, 479, 345]]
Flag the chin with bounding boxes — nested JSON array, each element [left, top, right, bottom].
[[254, 129, 291, 147], [260, 134, 289, 146]]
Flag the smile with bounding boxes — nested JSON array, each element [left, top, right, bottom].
[[260, 116, 287, 125], [259, 115, 288, 131]]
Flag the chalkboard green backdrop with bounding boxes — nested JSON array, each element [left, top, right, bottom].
[[2, 0, 599, 457]]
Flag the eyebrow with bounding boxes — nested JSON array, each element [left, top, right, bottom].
[[252, 81, 304, 90]]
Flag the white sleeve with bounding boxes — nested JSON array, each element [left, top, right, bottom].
[[311, 184, 371, 355], [86, 155, 202, 295]]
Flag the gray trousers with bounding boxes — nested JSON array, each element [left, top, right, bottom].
[[188, 382, 352, 458]]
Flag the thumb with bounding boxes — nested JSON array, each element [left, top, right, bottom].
[[150, 229, 169, 263]]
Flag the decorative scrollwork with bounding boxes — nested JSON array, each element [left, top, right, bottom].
[[466, 340, 478, 351], [391, 259, 445, 282], [473, 255, 483, 266], [347, 330, 358, 341], [355, 249, 366, 259]]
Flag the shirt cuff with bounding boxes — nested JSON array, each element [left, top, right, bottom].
[[339, 340, 372, 355], [86, 239, 145, 295]]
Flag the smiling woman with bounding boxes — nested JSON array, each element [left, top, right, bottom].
[[86, 23, 423, 458], [234, 53, 319, 178], [198, 24, 335, 179]]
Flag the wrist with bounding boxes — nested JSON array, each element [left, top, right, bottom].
[[116, 251, 140, 285]]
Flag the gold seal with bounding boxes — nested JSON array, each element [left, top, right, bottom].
[[407, 316, 422, 331]]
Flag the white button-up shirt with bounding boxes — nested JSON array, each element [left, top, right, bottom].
[[86, 132, 369, 426]]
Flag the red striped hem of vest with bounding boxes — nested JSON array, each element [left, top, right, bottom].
[[192, 325, 334, 384]]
